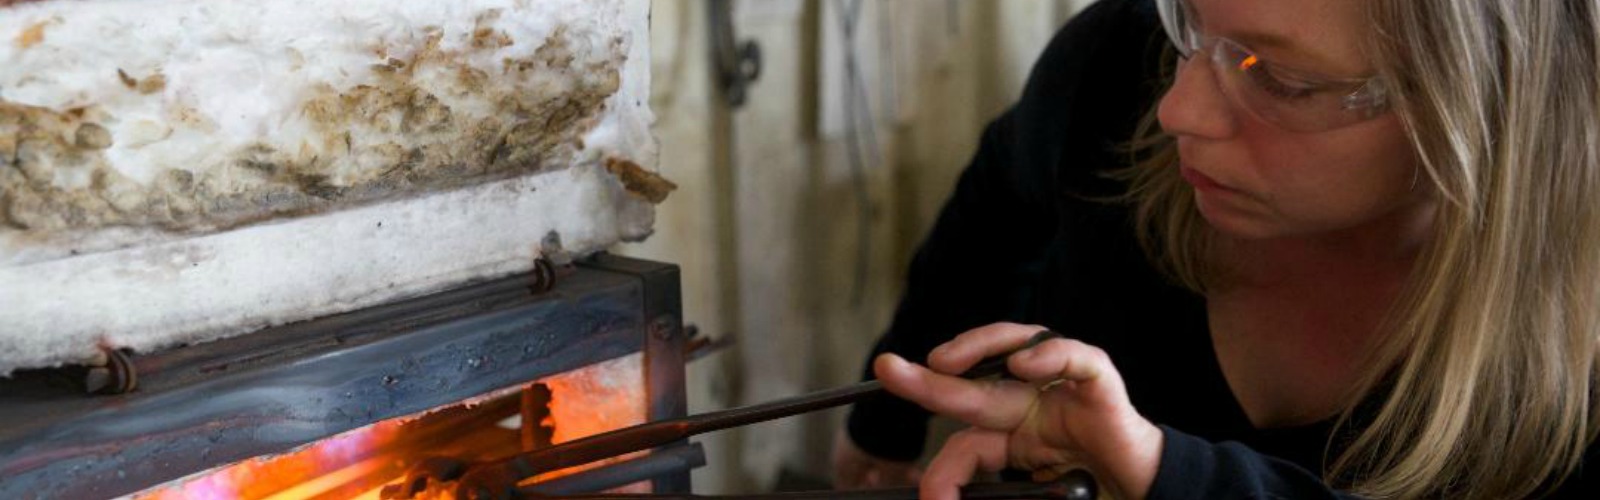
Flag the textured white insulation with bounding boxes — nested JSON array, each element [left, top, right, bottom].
[[0, 0, 659, 375]]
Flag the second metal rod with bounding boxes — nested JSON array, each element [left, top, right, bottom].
[[492, 331, 1063, 480]]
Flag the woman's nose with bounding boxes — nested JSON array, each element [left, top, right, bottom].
[[1156, 54, 1239, 140]]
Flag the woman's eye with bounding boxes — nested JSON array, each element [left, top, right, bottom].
[[1244, 62, 1318, 100]]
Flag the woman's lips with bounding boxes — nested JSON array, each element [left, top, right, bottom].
[[1180, 165, 1237, 193]]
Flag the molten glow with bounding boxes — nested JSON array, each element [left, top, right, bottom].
[[529, 353, 648, 483], [130, 353, 649, 499], [264, 458, 387, 500], [134, 417, 411, 500]]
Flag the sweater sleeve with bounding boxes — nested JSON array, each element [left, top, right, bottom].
[[843, 0, 1165, 462], [1151, 426, 1361, 500], [842, 107, 1049, 461]]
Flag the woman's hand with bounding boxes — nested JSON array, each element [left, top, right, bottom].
[[830, 427, 923, 489], [874, 323, 1164, 500]]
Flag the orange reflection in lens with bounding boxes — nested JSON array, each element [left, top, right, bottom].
[[1237, 54, 1259, 72]]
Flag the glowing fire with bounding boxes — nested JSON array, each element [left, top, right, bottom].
[[131, 354, 648, 500]]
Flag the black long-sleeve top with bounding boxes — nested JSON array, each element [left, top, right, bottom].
[[843, 0, 1598, 497]]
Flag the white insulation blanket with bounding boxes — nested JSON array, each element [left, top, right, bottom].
[[0, 0, 664, 375]]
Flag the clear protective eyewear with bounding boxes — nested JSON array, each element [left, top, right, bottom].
[[1155, 0, 1390, 132]]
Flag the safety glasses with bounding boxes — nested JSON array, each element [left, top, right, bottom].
[[1156, 0, 1390, 132]]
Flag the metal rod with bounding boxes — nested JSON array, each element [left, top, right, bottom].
[[459, 332, 1064, 499], [526, 469, 1096, 500], [484, 381, 884, 488], [520, 442, 706, 497]]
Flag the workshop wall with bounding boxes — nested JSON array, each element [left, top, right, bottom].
[[619, 0, 1092, 493]]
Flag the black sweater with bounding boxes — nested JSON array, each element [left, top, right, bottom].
[[843, 0, 1597, 497]]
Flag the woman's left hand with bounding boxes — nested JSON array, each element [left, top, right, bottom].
[[874, 322, 1164, 500]]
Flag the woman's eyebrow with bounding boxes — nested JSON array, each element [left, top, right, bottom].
[[1188, 0, 1355, 75]]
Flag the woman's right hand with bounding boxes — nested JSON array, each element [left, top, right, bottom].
[[875, 322, 1163, 500], [830, 427, 923, 489]]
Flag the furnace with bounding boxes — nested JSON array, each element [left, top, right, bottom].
[[0, 255, 697, 499], [0, 0, 678, 495]]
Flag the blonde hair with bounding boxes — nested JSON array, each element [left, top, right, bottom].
[[1121, 0, 1600, 497]]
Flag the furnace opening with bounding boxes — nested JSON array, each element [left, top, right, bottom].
[[133, 353, 649, 500]]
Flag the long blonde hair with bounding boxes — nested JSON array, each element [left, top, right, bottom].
[[1121, 0, 1600, 497]]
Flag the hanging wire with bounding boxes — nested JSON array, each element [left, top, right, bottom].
[[834, 0, 878, 308]]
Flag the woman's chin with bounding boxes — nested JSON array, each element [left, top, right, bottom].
[[1195, 195, 1282, 240]]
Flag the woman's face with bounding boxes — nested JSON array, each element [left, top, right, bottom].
[[1157, 0, 1426, 240]]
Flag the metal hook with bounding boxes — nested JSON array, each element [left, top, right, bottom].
[[85, 346, 137, 395], [709, 0, 762, 108]]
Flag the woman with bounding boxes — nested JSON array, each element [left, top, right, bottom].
[[835, 0, 1600, 497]]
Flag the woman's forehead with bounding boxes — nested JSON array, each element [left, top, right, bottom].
[[1190, 0, 1373, 75]]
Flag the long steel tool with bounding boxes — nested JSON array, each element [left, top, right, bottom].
[[394, 331, 1091, 499], [531, 469, 1096, 500]]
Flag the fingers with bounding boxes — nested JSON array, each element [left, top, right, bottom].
[[926, 323, 1048, 375], [902, 464, 924, 484], [831, 434, 869, 488], [923, 322, 1127, 408], [874, 354, 1038, 429], [920, 428, 1009, 500], [1010, 338, 1131, 409], [831, 427, 923, 489], [1008, 337, 1110, 384], [867, 463, 923, 487], [852, 460, 922, 488]]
